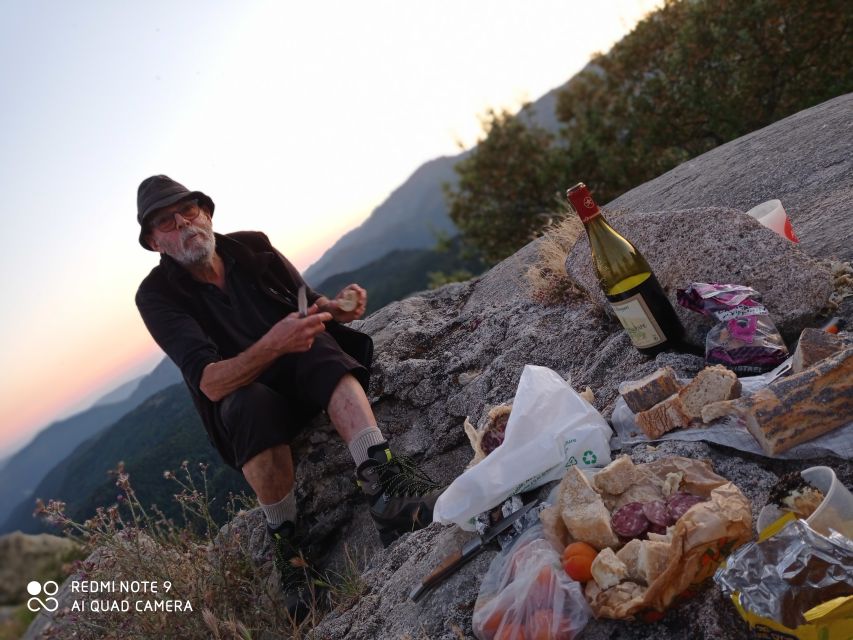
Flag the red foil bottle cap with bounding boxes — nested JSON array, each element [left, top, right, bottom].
[[566, 183, 600, 222]]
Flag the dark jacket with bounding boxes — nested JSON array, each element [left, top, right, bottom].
[[135, 231, 373, 464]]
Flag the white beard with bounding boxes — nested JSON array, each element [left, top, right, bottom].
[[172, 226, 215, 266]]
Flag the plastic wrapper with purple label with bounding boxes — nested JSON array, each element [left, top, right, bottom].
[[677, 283, 788, 374]]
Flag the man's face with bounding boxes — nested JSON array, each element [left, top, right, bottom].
[[146, 200, 216, 266]]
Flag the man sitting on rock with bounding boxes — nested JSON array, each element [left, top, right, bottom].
[[134, 175, 441, 611]]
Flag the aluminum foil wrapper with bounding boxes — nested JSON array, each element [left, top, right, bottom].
[[714, 519, 853, 628]]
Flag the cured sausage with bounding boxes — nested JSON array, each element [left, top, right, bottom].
[[611, 502, 649, 539], [642, 500, 669, 527], [666, 492, 705, 521]]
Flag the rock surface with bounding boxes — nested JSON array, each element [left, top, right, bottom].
[[0, 532, 78, 605], [25, 97, 853, 639], [606, 93, 853, 264]]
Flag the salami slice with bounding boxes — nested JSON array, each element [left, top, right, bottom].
[[642, 500, 669, 527], [611, 502, 649, 539], [648, 523, 668, 536], [666, 493, 705, 522]]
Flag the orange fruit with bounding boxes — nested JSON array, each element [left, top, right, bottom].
[[525, 609, 554, 640], [528, 565, 556, 609], [480, 605, 507, 638], [561, 542, 598, 583], [495, 622, 526, 640]]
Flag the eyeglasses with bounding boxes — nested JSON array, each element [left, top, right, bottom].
[[149, 200, 200, 232]]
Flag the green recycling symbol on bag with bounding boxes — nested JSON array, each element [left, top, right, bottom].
[[582, 450, 597, 465]]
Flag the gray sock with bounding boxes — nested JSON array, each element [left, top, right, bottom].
[[260, 491, 297, 529], [348, 426, 386, 467]]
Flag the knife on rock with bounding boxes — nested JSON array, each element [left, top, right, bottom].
[[409, 498, 540, 602]]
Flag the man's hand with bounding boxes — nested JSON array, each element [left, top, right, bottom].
[[265, 305, 332, 354], [199, 305, 332, 403], [319, 284, 367, 323]]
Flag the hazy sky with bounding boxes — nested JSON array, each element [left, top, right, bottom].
[[0, 0, 662, 458]]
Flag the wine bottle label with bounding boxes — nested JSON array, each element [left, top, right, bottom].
[[609, 292, 666, 348]]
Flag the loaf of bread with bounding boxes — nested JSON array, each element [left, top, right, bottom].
[[791, 327, 851, 373], [678, 365, 742, 420], [621, 367, 681, 413], [558, 466, 621, 549], [593, 455, 638, 495], [739, 347, 853, 455], [635, 394, 690, 439]]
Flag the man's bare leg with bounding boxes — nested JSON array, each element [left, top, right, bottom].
[[326, 373, 379, 444], [242, 443, 295, 504]]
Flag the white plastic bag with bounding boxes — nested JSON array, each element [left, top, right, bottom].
[[434, 365, 612, 530]]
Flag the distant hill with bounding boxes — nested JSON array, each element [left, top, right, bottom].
[[92, 374, 143, 407], [315, 237, 486, 314], [0, 358, 181, 529], [303, 86, 564, 287], [2, 383, 250, 535]]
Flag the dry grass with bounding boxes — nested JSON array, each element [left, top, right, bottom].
[[32, 462, 364, 639], [824, 260, 853, 313], [524, 202, 593, 306]]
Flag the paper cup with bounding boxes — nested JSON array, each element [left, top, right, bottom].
[[802, 466, 853, 539], [745, 199, 799, 242]]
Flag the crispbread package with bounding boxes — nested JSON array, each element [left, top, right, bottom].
[[543, 457, 752, 620]]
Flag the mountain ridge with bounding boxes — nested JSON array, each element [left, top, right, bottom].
[[303, 85, 565, 285], [0, 358, 181, 529]]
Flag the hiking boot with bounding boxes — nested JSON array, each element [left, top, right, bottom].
[[356, 444, 444, 547], [267, 521, 315, 620]]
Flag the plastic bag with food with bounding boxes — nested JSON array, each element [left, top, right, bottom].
[[434, 365, 612, 530], [472, 524, 591, 640], [677, 282, 788, 374]]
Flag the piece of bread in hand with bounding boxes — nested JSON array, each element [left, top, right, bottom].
[[678, 365, 742, 420], [558, 466, 620, 549], [593, 455, 638, 496], [635, 394, 690, 439], [621, 367, 681, 413], [591, 547, 627, 590]]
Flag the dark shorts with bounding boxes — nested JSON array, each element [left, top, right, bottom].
[[213, 331, 369, 469]]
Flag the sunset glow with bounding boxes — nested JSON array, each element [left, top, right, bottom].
[[0, 0, 662, 458]]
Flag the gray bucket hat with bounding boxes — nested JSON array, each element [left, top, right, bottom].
[[137, 175, 215, 250]]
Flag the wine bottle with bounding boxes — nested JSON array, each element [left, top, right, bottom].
[[566, 182, 684, 355]]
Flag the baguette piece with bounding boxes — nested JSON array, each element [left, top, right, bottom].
[[591, 547, 627, 590], [637, 541, 670, 584], [701, 400, 738, 424], [593, 455, 638, 495], [739, 347, 853, 455], [791, 328, 850, 373], [621, 367, 681, 413], [635, 394, 690, 439], [678, 365, 742, 419], [615, 539, 643, 582], [558, 466, 620, 549]]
